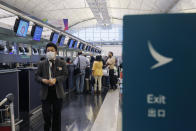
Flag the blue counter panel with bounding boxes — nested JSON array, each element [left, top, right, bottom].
[[0, 71, 19, 119]]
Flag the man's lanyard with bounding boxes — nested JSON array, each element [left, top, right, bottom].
[[49, 61, 52, 79], [49, 60, 55, 79]]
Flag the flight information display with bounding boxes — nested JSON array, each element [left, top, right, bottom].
[[33, 25, 43, 41], [16, 19, 29, 37], [69, 40, 74, 48], [79, 43, 83, 50], [59, 36, 65, 46], [51, 33, 59, 44], [74, 41, 78, 48]]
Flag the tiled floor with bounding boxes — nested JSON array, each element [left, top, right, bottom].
[[19, 92, 107, 131], [91, 89, 120, 131]]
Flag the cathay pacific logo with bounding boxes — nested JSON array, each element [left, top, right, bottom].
[[148, 41, 173, 70]]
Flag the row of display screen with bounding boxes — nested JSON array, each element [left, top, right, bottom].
[[67, 39, 100, 53], [13, 18, 101, 53]]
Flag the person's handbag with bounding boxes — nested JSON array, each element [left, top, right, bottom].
[[74, 57, 81, 75], [103, 67, 109, 76]]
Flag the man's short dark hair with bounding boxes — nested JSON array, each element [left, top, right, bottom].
[[109, 51, 113, 56], [46, 43, 57, 52], [66, 57, 71, 63], [96, 55, 102, 61], [78, 51, 82, 55], [60, 57, 64, 60]]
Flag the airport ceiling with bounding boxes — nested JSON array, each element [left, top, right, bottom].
[[0, 0, 196, 30]]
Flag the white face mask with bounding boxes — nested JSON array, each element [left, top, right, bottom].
[[46, 51, 56, 60]]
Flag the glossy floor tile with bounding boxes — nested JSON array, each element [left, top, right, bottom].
[[19, 92, 107, 131], [91, 89, 120, 131], [62, 93, 106, 131]]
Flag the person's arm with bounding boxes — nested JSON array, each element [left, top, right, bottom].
[[55, 62, 68, 84], [86, 58, 90, 67], [106, 58, 111, 65], [35, 62, 43, 83], [35, 62, 49, 85], [92, 62, 96, 75], [73, 57, 78, 66], [111, 57, 116, 65]]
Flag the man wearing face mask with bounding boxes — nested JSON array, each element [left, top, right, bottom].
[[35, 43, 68, 131], [106, 51, 116, 90]]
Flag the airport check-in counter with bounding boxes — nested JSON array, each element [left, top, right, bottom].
[[18, 67, 41, 119], [0, 55, 76, 120], [19, 63, 76, 117], [0, 69, 20, 119]]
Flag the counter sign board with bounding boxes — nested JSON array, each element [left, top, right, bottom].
[[123, 14, 196, 131]]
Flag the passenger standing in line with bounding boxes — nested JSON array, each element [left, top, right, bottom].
[[66, 57, 72, 65], [92, 55, 103, 94], [60, 57, 64, 61], [90, 55, 95, 92], [74, 51, 90, 94], [35, 43, 68, 131], [106, 51, 117, 90], [90, 54, 95, 68]]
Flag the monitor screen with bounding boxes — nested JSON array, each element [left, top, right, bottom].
[[50, 32, 59, 44], [82, 44, 86, 50], [32, 25, 43, 41], [79, 43, 83, 50], [74, 41, 78, 48], [16, 19, 29, 37], [59, 36, 65, 46], [69, 39, 74, 48], [85, 46, 89, 51], [88, 46, 91, 51]]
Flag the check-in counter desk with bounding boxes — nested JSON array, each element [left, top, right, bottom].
[[0, 69, 20, 119], [0, 64, 75, 121], [18, 67, 41, 119]]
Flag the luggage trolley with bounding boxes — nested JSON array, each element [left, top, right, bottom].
[[0, 93, 15, 131]]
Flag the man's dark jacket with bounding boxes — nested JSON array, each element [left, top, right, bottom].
[[35, 58, 68, 100]]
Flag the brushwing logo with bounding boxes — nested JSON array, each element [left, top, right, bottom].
[[148, 41, 173, 70]]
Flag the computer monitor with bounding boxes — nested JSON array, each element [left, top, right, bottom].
[[73, 41, 78, 48], [68, 39, 75, 48], [58, 35, 65, 46], [14, 18, 29, 37], [50, 32, 59, 44], [31, 25, 43, 41]]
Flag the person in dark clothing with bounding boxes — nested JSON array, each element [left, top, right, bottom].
[[89, 55, 95, 93], [106, 51, 116, 90], [60, 57, 64, 61], [90, 55, 95, 68], [66, 57, 72, 64], [35, 43, 68, 131]]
